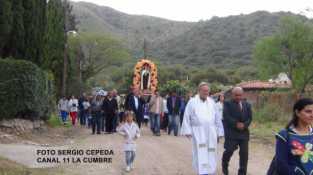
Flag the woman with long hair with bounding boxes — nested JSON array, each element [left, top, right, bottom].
[[275, 98, 313, 175]]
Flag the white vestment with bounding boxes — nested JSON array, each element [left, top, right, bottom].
[[181, 95, 224, 174]]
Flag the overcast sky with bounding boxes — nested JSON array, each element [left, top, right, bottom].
[[71, 0, 313, 22]]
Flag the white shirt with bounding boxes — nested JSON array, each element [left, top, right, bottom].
[[68, 99, 78, 112], [134, 96, 139, 110], [58, 99, 68, 111], [215, 101, 224, 120], [163, 99, 168, 113], [83, 101, 90, 110], [117, 122, 140, 151]]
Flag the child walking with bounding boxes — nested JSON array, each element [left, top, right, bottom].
[[117, 111, 140, 172]]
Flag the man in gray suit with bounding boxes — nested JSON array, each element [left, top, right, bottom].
[[222, 87, 252, 175]]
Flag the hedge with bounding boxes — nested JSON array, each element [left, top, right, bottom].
[[0, 58, 54, 121]]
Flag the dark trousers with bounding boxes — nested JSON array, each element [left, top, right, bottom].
[[92, 112, 101, 134], [80, 110, 86, 126], [119, 112, 125, 123], [179, 111, 184, 126], [112, 113, 118, 132], [161, 113, 168, 130], [100, 115, 105, 132], [135, 114, 142, 128], [222, 138, 249, 175], [105, 114, 114, 133]]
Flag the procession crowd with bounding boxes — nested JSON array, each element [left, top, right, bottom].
[[57, 83, 313, 175]]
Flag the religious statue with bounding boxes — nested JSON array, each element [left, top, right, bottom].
[[141, 63, 151, 90], [133, 59, 158, 94]]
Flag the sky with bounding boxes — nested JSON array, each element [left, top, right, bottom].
[[71, 0, 313, 22]]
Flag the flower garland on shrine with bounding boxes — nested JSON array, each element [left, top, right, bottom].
[[133, 59, 158, 93]]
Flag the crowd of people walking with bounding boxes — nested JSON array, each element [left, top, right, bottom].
[[58, 86, 198, 136], [57, 83, 313, 175]]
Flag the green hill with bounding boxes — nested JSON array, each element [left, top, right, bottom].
[[151, 11, 305, 68], [71, 1, 194, 56], [71, 1, 306, 68]]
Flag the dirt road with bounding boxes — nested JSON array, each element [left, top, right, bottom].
[[0, 126, 274, 175]]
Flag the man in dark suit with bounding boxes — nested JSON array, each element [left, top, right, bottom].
[[124, 86, 134, 111], [125, 87, 144, 128], [222, 87, 252, 175], [167, 91, 181, 136], [102, 91, 118, 134]]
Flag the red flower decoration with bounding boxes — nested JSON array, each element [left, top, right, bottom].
[[291, 140, 305, 151]]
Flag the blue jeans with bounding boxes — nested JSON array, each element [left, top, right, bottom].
[[168, 114, 179, 136], [87, 115, 92, 128], [149, 113, 154, 132], [60, 110, 68, 123], [150, 113, 161, 134], [125, 151, 136, 166]]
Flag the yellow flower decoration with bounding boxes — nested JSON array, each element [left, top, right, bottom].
[[133, 59, 158, 93]]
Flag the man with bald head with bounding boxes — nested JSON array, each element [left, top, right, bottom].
[[222, 87, 252, 175]]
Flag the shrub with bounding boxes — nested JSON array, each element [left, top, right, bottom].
[[253, 102, 289, 123], [0, 58, 54, 121]]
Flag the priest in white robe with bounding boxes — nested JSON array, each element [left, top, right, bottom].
[[181, 82, 224, 175]]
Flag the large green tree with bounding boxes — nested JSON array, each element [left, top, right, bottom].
[[253, 16, 313, 93], [0, 0, 12, 56], [7, 0, 25, 59], [67, 33, 132, 94], [43, 0, 77, 97], [23, 0, 46, 64], [44, 0, 66, 96], [0, 0, 46, 63]]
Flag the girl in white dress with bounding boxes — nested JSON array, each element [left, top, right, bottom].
[[117, 111, 140, 172]]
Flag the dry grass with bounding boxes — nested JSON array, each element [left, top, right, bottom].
[[0, 156, 65, 175]]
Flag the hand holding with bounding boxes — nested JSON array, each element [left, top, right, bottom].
[[236, 122, 245, 130]]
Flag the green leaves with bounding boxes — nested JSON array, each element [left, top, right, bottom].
[[0, 59, 54, 121], [253, 16, 313, 93], [66, 33, 132, 93], [0, 0, 13, 57], [159, 80, 190, 96]]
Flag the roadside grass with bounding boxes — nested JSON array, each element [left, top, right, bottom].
[[46, 114, 71, 128], [250, 103, 290, 144], [250, 121, 285, 144], [0, 156, 65, 175]]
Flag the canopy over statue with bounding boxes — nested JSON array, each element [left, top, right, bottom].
[[133, 59, 158, 94]]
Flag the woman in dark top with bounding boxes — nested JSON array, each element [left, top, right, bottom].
[[275, 98, 313, 175]]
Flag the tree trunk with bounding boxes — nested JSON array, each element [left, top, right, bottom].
[[77, 45, 82, 95], [62, 42, 68, 97], [61, 1, 68, 97]]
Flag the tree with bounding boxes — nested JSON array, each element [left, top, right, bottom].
[[159, 80, 190, 96], [253, 16, 313, 93], [0, 0, 12, 57], [6, 0, 25, 59], [67, 33, 132, 94], [44, 0, 66, 96], [190, 68, 230, 86], [0, 0, 46, 62], [23, 0, 46, 64]]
